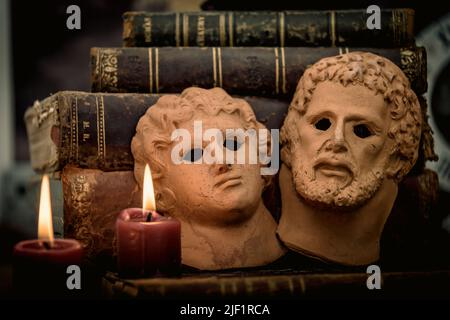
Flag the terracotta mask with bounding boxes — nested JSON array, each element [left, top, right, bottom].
[[278, 52, 422, 265], [132, 87, 285, 270]]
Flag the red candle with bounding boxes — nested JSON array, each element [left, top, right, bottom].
[[14, 239, 82, 265], [13, 175, 83, 297], [116, 165, 181, 278], [116, 208, 181, 277]]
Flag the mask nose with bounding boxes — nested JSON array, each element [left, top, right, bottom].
[[325, 120, 348, 153], [211, 162, 232, 175]]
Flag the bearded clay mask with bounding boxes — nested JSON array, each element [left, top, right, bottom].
[[278, 52, 422, 266], [132, 87, 286, 270]]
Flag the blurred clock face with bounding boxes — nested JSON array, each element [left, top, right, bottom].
[[431, 61, 450, 145], [417, 13, 450, 192]]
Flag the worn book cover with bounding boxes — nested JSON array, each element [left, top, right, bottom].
[[24, 91, 288, 173], [123, 9, 415, 48], [91, 46, 427, 97]]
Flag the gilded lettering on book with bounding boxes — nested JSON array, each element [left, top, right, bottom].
[[143, 17, 152, 43], [82, 133, 90, 142], [197, 16, 205, 46], [100, 49, 118, 89]]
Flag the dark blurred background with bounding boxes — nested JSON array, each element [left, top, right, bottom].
[[0, 0, 449, 297]]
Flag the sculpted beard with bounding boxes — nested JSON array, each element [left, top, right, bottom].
[[291, 146, 385, 211]]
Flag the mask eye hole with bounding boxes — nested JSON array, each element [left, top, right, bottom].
[[314, 118, 331, 131], [224, 138, 242, 151], [183, 148, 203, 162], [353, 124, 373, 138]]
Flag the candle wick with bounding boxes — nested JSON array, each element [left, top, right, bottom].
[[146, 212, 152, 222], [43, 241, 52, 250]]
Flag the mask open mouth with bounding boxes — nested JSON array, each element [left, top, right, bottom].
[[313, 159, 355, 188]]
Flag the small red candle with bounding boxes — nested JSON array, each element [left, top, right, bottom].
[[116, 165, 181, 278], [13, 175, 83, 297]]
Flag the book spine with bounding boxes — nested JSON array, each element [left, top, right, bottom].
[[62, 166, 141, 267], [91, 46, 427, 97], [123, 9, 415, 47], [58, 92, 161, 171], [102, 270, 450, 298], [25, 91, 288, 173]]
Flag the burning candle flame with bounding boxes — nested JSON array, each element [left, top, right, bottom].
[[143, 164, 156, 212], [38, 175, 54, 245]]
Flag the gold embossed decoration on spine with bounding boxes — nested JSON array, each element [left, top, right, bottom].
[[274, 48, 280, 94], [155, 48, 159, 93], [212, 47, 217, 87], [175, 13, 180, 47], [64, 173, 94, 259], [70, 98, 78, 163], [228, 13, 233, 47], [281, 47, 286, 94], [401, 48, 426, 94], [148, 48, 153, 93], [211, 47, 223, 88], [143, 16, 152, 43], [183, 13, 189, 46], [100, 49, 119, 91], [96, 96, 106, 166], [197, 16, 205, 47], [217, 47, 223, 88], [330, 11, 336, 47], [279, 12, 285, 47], [219, 14, 226, 47]]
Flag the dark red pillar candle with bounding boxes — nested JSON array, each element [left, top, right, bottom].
[[116, 208, 181, 278], [13, 239, 83, 298]]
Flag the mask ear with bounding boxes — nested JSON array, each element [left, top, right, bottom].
[[385, 152, 405, 182]]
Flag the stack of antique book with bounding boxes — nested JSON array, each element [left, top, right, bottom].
[[24, 8, 442, 297]]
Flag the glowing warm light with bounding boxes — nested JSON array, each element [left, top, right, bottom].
[[143, 164, 156, 212], [37, 175, 54, 244]]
